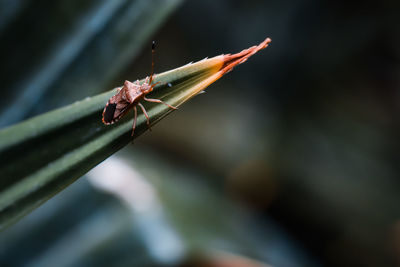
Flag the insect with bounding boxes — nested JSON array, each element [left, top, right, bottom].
[[102, 41, 177, 136]]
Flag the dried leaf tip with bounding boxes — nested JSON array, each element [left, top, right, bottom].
[[220, 37, 272, 75]]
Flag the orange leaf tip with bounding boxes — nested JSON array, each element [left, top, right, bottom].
[[220, 37, 271, 75]]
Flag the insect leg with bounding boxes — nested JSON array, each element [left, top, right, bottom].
[[143, 96, 178, 110], [138, 102, 151, 131], [131, 106, 137, 136]]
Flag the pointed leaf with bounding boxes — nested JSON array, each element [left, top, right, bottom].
[[0, 38, 271, 229]]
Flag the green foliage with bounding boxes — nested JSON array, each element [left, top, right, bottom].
[[0, 56, 227, 230]]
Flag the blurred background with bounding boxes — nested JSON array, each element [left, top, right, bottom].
[[0, 0, 399, 266]]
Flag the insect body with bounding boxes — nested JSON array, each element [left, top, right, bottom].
[[102, 41, 177, 136]]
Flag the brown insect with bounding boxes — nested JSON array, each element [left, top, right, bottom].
[[102, 41, 177, 135]]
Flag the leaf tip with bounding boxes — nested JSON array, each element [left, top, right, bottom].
[[220, 37, 272, 75]]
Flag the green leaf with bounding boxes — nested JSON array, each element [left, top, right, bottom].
[[0, 38, 271, 230]]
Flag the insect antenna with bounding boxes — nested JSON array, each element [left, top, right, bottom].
[[149, 40, 156, 85]]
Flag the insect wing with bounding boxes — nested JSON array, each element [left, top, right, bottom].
[[102, 103, 117, 124], [102, 101, 131, 124]]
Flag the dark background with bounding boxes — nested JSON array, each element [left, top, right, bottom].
[[0, 0, 399, 266]]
